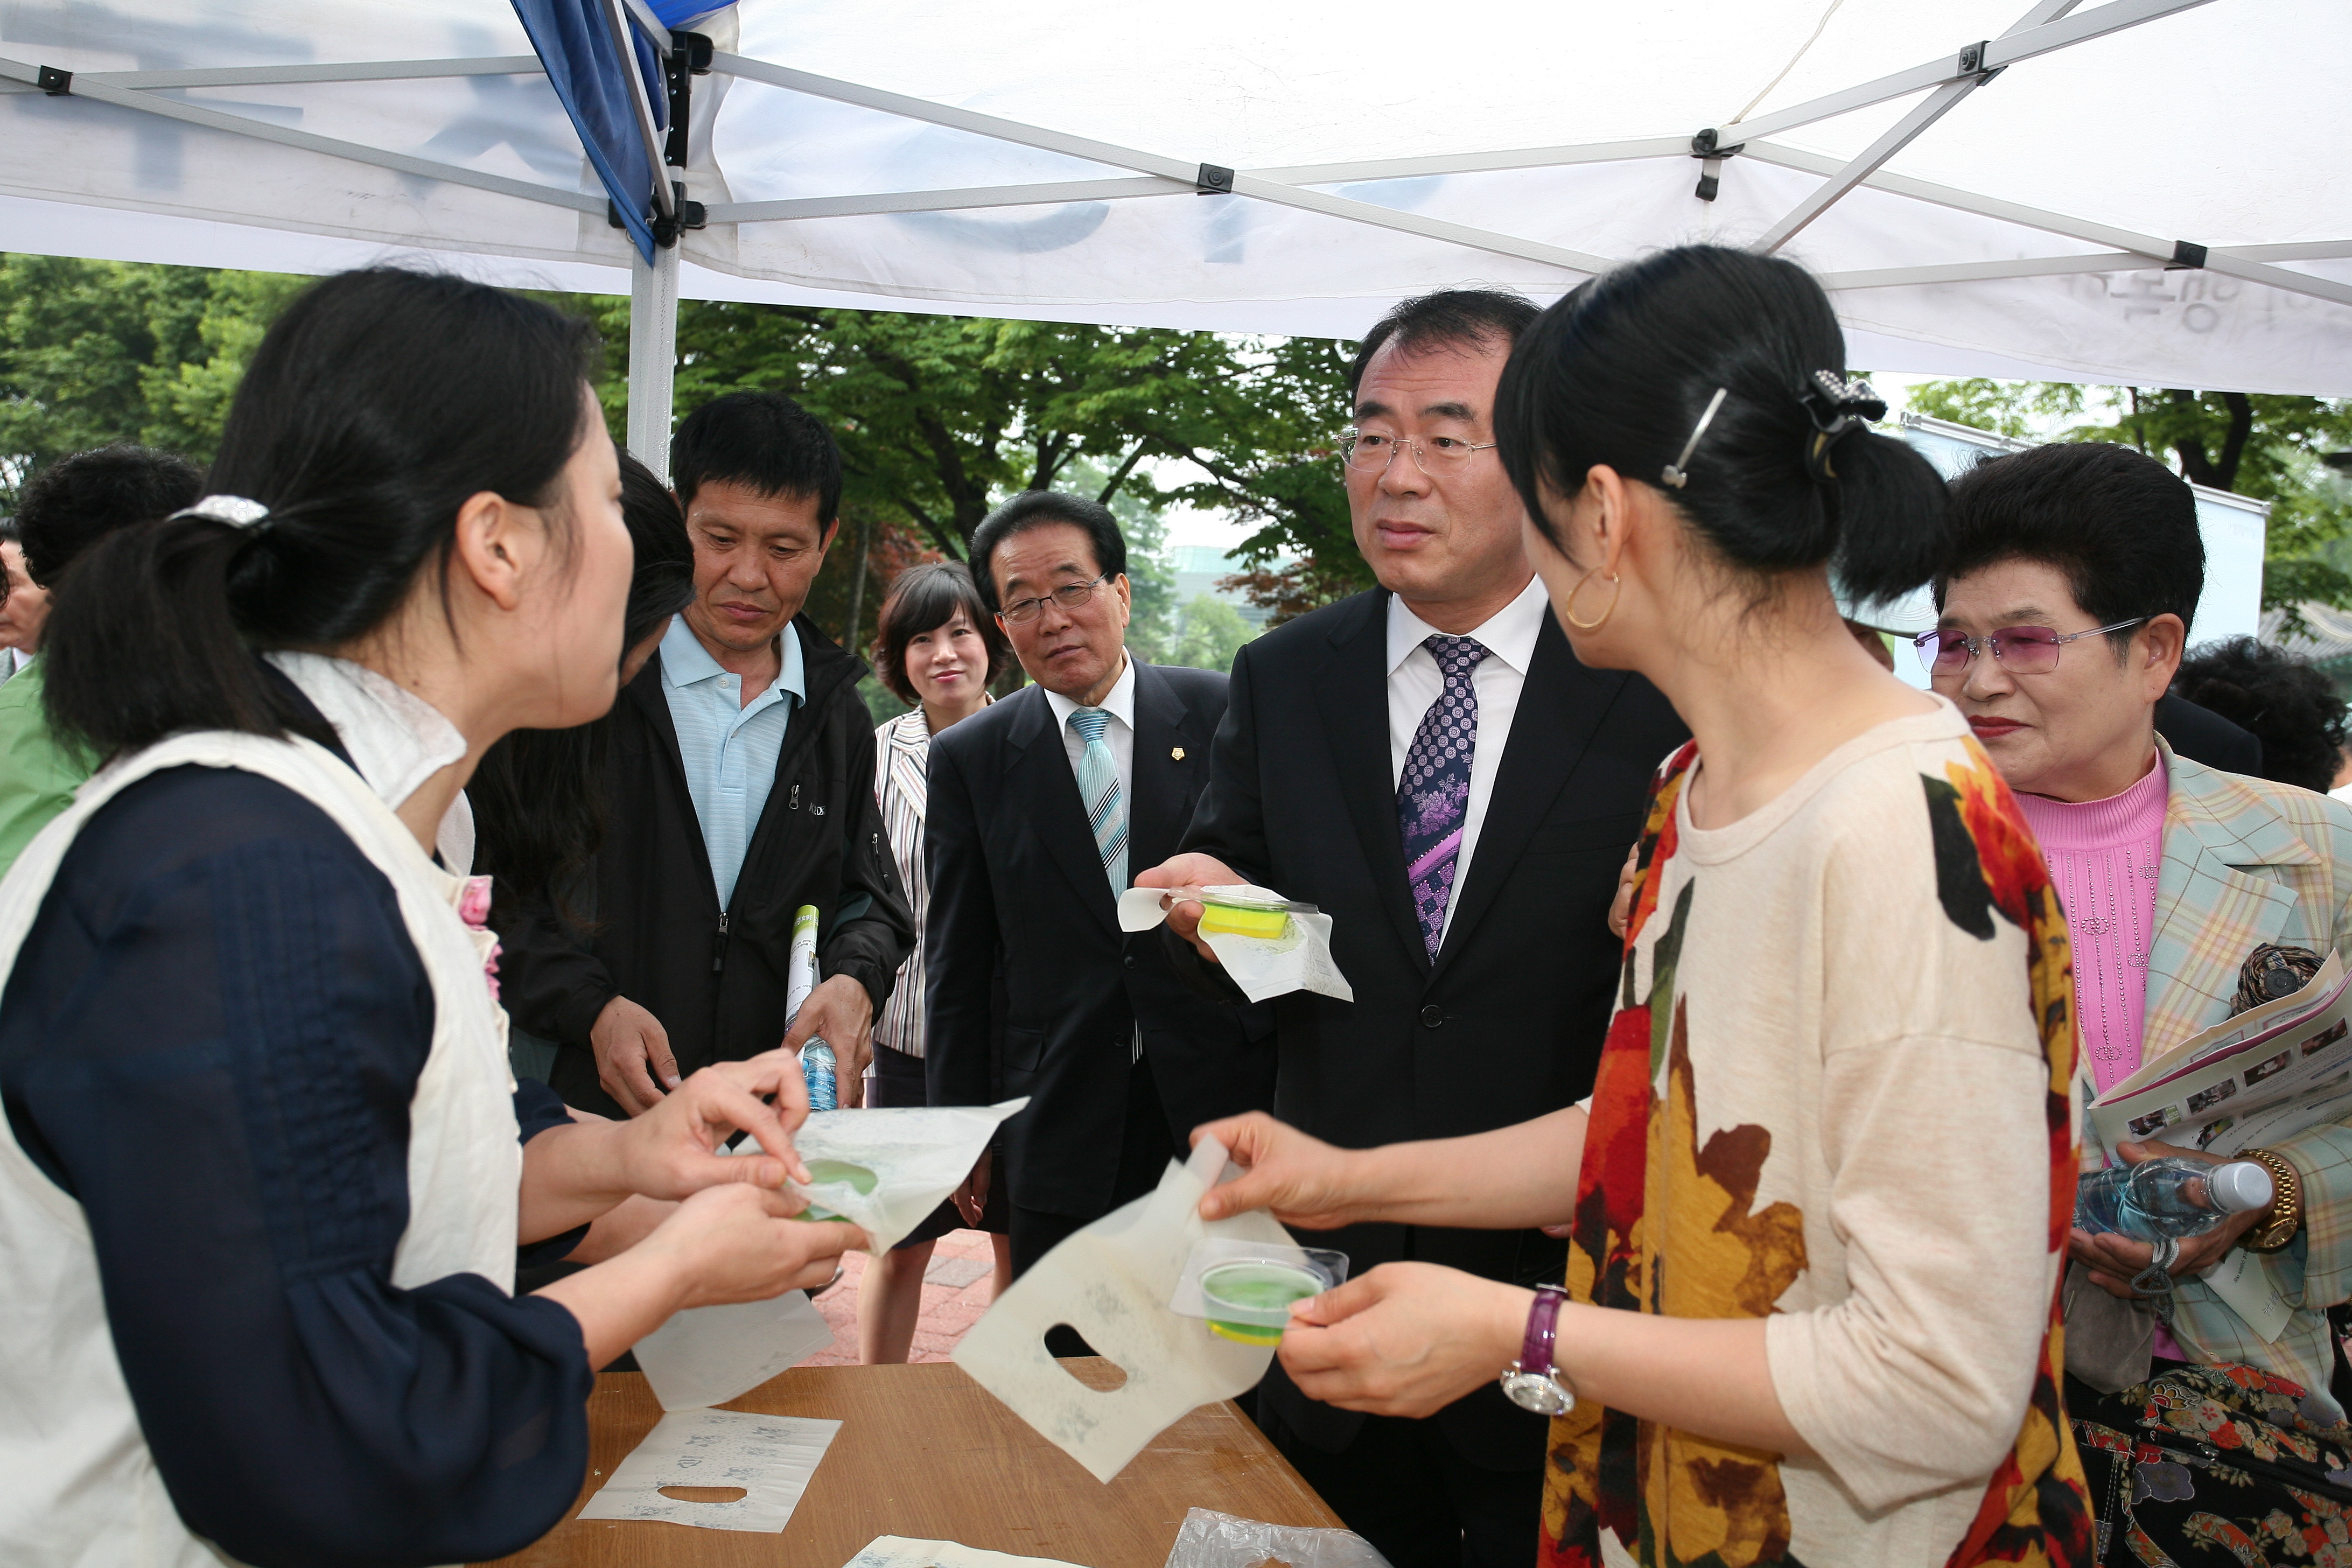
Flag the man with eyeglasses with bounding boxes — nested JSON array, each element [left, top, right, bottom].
[[1936, 440, 2352, 1547], [1134, 290, 1686, 1568], [923, 489, 1274, 1299]]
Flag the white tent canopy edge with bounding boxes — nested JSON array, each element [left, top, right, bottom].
[[1, 0, 2346, 478]]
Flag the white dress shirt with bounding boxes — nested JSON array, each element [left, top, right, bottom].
[[1043, 650, 1137, 806], [1386, 575, 1549, 943]]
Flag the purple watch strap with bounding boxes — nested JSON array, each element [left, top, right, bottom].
[[1521, 1284, 1567, 1374]]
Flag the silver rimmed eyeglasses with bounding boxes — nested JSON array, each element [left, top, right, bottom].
[[1338, 429, 1497, 475], [998, 571, 1113, 625], [1913, 617, 2149, 676]]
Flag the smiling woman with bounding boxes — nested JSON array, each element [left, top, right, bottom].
[[1936, 440, 2352, 1566]]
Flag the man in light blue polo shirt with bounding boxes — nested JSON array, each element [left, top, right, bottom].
[[656, 609, 804, 910], [501, 391, 911, 1119]]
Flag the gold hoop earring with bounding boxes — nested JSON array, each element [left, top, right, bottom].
[[1561, 566, 1621, 631]]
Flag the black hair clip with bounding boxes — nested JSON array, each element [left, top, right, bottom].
[[1796, 372, 1885, 482]]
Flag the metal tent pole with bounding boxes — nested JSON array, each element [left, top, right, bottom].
[[628, 243, 680, 481]]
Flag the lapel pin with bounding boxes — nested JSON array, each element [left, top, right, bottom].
[[1171, 746, 1186, 760]]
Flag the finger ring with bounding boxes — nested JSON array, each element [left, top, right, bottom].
[[814, 1265, 845, 1297]]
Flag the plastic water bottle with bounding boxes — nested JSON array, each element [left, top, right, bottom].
[[802, 1040, 837, 1112], [2075, 1156, 2273, 1240]]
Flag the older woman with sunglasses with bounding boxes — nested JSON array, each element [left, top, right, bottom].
[[1934, 439, 2352, 1565]]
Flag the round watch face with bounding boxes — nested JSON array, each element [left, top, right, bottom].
[[1501, 1368, 1574, 1416]]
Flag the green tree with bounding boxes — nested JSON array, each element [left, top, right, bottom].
[[1168, 593, 1254, 673], [594, 302, 1356, 565], [1906, 379, 2352, 621], [0, 256, 311, 499]]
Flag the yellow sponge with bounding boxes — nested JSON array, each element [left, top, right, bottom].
[[1199, 902, 1290, 940]]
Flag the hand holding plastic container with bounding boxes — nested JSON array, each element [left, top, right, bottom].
[[2075, 1155, 2273, 1241], [787, 905, 836, 1111], [1170, 1237, 1349, 1345]]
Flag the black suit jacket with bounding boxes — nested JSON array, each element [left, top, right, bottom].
[[1177, 587, 1688, 1469], [2157, 691, 2264, 776], [925, 660, 1276, 1218]]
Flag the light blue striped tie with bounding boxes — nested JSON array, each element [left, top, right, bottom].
[[1068, 706, 1128, 895]]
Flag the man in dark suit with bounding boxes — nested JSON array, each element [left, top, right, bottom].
[[1139, 291, 1688, 1568], [925, 491, 1275, 1287]]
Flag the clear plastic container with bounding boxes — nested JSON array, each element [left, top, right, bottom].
[[1170, 1238, 1349, 1345]]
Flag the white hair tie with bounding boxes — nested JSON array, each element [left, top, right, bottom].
[[169, 495, 272, 533]]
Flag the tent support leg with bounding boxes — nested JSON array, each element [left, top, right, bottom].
[[628, 243, 680, 480]]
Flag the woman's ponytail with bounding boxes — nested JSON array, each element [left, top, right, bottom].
[[1496, 245, 1951, 605], [43, 509, 330, 759], [1821, 425, 1953, 605]]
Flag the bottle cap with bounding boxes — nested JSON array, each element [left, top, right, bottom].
[[2208, 1160, 2276, 1214]]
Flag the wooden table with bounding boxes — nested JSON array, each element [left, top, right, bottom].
[[480, 1361, 1341, 1568]]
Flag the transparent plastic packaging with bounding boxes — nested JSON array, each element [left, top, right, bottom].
[[1163, 1509, 1392, 1568]]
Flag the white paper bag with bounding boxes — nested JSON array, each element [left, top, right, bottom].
[[951, 1137, 1297, 1482], [576, 1407, 840, 1532], [632, 1289, 837, 1412], [768, 1097, 1029, 1254]]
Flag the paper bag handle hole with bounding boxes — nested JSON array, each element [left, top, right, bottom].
[[1053, 1346, 1129, 1390], [657, 1486, 748, 1503]]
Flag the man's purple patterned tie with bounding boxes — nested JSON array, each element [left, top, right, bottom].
[[1398, 634, 1489, 960]]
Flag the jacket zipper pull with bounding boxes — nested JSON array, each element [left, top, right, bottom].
[[788, 782, 801, 811], [712, 911, 730, 974]]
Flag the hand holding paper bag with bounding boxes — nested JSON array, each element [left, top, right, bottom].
[[951, 1137, 1299, 1482], [779, 1098, 1030, 1254]]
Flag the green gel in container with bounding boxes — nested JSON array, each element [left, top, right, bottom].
[[1200, 1261, 1324, 1346]]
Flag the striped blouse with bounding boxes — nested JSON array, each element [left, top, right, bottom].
[[871, 708, 936, 1058]]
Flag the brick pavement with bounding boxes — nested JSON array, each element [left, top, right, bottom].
[[804, 1227, 1002, 1365]]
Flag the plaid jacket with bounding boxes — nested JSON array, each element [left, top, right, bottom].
[[2138, 741, 2352, 1392]]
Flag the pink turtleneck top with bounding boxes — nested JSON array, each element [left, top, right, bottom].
[[2013, 755, 2170, 1096], [2017, 757, 2182, 1359]]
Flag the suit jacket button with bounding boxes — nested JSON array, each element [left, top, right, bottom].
[[1124, 955, 1138, 969], [1420, 1005, 1443, 1029]]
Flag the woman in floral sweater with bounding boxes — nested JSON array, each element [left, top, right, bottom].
[[1195, 244, 2091, 1567]]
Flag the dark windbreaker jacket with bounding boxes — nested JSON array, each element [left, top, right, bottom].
[[497, 614, 913, 1117]]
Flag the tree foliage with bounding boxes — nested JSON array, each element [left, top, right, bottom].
[[0, 257, 1363, 648], [1905, 378, 2352, 620], [0, 255, 310, 496]]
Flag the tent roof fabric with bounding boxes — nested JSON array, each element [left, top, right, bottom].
[[2, 0, 2347, 393]]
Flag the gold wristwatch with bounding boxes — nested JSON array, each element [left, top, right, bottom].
[[2240, 1148, 2304, 1253]]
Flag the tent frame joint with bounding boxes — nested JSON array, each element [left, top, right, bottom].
[[1690, 129, 1742, 202], [608, 184, 706, 248], [1195, 163, 1234, 195], [2171, 240, 2209, 270], [35, 64, 69, 96]]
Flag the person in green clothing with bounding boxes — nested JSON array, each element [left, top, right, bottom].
[[0, 446, 201, 879]]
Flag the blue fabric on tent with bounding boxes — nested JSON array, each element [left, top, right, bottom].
[[509, 0, 669, 263], [646, 1, 726, 25]]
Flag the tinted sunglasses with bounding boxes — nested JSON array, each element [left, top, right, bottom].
[[1913, 618, 2148, 676]]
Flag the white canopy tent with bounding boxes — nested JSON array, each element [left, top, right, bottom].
[[2, 0, 2346, 478]]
